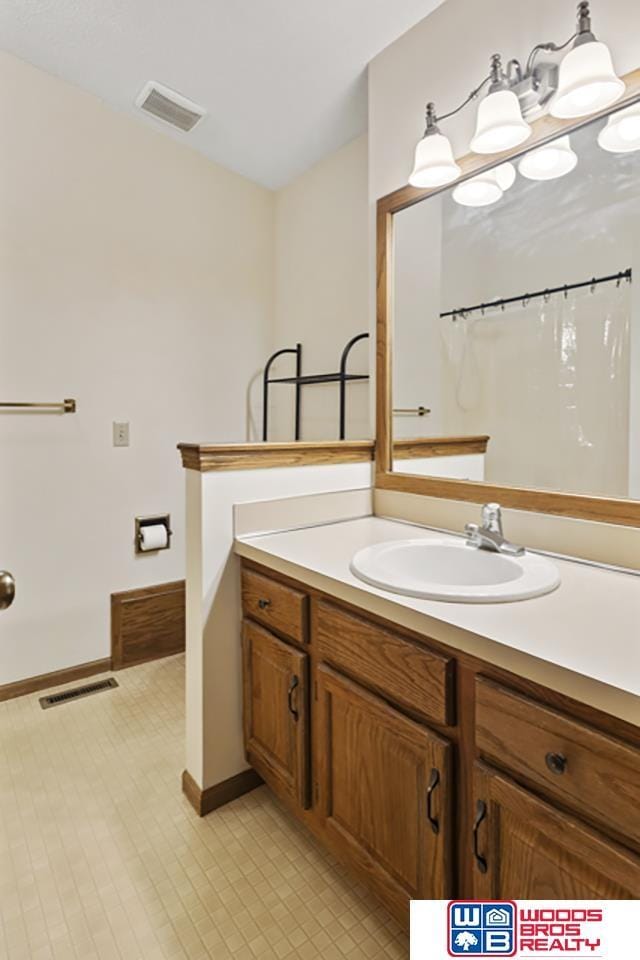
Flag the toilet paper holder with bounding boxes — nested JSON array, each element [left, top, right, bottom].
[[135, 514, 172, 553]]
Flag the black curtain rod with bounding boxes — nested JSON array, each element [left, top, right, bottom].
[[441, 268, 632, 320]]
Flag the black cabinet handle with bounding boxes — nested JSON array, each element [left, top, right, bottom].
[[473, 800, 488, 874], [258, 598, 271, 610], [426, 768, 440, 834], [545, 752, 567, 775], [287, 675, 299, 721]]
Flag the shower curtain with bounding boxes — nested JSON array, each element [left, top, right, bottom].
[[439, 282, 631, 498]]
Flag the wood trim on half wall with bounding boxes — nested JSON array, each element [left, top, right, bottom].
[[393, 436, 489, 460], [178, 440, 375, 471], [182, 768, 263, 817], [375, 67, 640, 528], [111, 580, 185, 670]]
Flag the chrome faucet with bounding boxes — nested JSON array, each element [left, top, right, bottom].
[[464, 503, 525, 556]]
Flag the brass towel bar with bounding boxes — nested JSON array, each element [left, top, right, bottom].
[[393, 406, 431, 416], [0, 399, 77, 413]]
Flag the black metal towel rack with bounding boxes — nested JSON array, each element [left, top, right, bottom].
[[262, 332, 369, 441], [441, 268, 632, 320]]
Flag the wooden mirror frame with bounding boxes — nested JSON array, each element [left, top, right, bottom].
[[376, 66, 640, 527]]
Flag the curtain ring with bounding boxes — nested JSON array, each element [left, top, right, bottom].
[[563, 285, 568, 300], [543, 289, 550, 303], [590, 277, 596, 293]]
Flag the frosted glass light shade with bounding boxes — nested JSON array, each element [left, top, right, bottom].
[[518, 135, 578, 181], [453, 172, 503, 208], [550, 41, 624, 119], [452, 162, 516, 208], [598, 103, 640, 153], [470, 89, 532, 154], [494, 162, 516, 191], [409, 132, 461, 187]]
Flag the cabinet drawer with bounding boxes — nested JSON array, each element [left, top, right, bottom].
[[476, 678, 640, 847], [316, 601, 453, 726], [242, 568, 308, 645]]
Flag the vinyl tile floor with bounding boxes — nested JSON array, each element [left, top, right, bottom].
[[0, 655, 408, 959]]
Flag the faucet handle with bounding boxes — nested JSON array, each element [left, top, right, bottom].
[[481, 503, 503, 534], [464, 522, 480, 545]]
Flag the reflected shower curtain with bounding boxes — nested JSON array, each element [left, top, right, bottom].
[[439, 283, 631, 497]]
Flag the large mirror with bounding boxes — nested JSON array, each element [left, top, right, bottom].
[[380, 90, 640, 523]]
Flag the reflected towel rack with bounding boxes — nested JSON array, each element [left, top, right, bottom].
[[441, 268, 632, 320], [0, 399, 77, 413], [393, 406, 431, 416]]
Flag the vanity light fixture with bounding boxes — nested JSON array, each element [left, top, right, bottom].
[[408, 2, 624, 185], [518, 135, 578, 180], [550, 3, 625, 118], [598, 103, 640, 153], [453, 162, 516, 208], [470, 56, 532, 154], [409, 103, 461, 187]]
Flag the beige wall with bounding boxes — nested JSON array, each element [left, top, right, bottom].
[[269, 135, 370, 442], [0, 52, 275, 685]]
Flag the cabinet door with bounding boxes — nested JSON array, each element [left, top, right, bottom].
[[242, 620, 309, 809], [472, 763, 640, 898], [316, 665, 452, 918]]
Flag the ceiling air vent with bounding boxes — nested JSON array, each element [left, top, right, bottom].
[[135, 81, 206, 133]]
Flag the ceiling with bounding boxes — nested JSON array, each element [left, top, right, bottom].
[[2, 0, 445, 189]]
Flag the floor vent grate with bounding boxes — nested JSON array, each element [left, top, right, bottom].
[[39, 677, 118, 709]]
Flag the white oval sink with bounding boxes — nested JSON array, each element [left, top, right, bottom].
[[350, 538, 560, 603]]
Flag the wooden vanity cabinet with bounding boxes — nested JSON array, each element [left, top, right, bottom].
[[472, 763, 640, 899], [242, 619, 310, 809], [240, 560, 640, 924], [475, 677, 640, 848], [316, 665, 452, 913]]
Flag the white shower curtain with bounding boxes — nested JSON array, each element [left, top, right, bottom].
[[439, 282, 631, 497]]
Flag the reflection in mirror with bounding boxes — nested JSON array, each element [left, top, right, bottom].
[[392, 101, 639, 499]]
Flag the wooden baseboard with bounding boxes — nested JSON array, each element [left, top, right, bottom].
[[0, 658, 112, 704], [182, 768, 263, 817], [111, 580, 185, 670]]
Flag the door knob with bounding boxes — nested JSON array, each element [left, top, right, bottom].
[[0, 571, 16, 610]]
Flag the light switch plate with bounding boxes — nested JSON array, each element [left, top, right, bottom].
[[113, 422, 130, 447]]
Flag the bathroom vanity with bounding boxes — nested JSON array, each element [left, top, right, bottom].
[[237, 518, 640, 925], [179, 69, 640, 930]]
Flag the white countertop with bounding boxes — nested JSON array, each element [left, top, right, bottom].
[[235, 516, 640, 726]]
